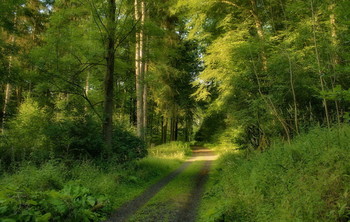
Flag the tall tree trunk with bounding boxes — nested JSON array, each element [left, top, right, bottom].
[[311, 0, 330, 128], [2, 83, 12, 133], [141, 3, 147, 141], [135, 0, 145, 140], [2, 27, 15, 134], [329, 2, 341, 125], [143, 77, 147, 139], [84, 73, 89, 112], [175, 117, 178, 141], [103, 0, 116, 154], [250, 0, 267, 71], [85, 73, 90, 96], [161, 116, 167, 143], [287, 54, 299, 135]]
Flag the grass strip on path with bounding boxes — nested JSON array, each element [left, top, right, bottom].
[[106, 160, 193, 222], [128, 161, 205, 222]]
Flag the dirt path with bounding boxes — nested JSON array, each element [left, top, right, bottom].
[[106, 147, 218, 222]]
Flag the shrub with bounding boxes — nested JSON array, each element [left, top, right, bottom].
[[0, 99, 147, 165], [200, 125, 350, 222], [148, 141, 191, 160], [112, 127, 147, 162], [0, 183, 109, 222]]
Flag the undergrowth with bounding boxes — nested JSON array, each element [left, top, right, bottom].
[[0, 142, 190, 221], [148, 141, 192, 160], [199, 125, 350, 222]]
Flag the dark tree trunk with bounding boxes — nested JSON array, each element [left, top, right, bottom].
[[103, 0, 116, 155]]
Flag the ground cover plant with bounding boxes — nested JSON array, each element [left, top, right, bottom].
[[0, 142, 190, 221], [198, 125, 350, 222]]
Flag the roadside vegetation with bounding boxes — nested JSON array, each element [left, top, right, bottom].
[[198, 125, 350, 222], [0, 142, 190, 222]]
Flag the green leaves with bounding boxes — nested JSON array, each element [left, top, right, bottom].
[[0, 184, 108, 222]]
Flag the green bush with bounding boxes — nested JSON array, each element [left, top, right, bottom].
[[0, 155, 182, 221], [200, 125, 350, 222], [112, 128, 147, 162], [0, 183, 109, 222], [0, 99, 147, 166], [148, 141, 191, 160]]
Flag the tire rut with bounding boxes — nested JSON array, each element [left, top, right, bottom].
[[106, 147, 217, 222], [176, 160, 212, 222], [106, 161, 193, 222]]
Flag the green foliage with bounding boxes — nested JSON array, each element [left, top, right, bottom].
[[1, 99, 51, 164], [0, 155, 183, 221], [199, 125, 350, 221], [148, 141, 192, 160], [112, 127, 147, 162], [195, 111, 226, 143], [0, 183, 108, 222], [0, 99, 147, 167], [177, 0, 350, 150]]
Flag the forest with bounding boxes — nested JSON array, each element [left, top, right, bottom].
[[1, 0, 350, 221]]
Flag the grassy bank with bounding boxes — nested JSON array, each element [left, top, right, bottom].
[[199, 126, 350, 221], [0, 142, 190, 222]]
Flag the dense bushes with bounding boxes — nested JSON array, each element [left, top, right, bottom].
[[0, 141, 188, 221], [0, 99, 146, 169], [200, 125, 350, 221]]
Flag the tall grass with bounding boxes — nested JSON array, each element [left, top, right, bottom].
[[199, 125, 350, 222], [148, 141, 192, 160]]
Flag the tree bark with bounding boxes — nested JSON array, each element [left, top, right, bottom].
[[161, 116, 167, 143], [141, 2, 147, 140], [103, 0, 116, 154], [1, 28, 15, 134], [2, 83, 12, 133], [329, 2, 341, 125], [135, 0, 145, 140]]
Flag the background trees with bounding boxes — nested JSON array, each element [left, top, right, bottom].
[[1, 0, 349, 164], [177, 0, 350, 149], [0, 0, 200, 165]]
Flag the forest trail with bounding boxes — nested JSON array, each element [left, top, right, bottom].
[[107, 147, 218, 222]]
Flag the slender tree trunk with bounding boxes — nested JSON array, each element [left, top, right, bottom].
[[85, 73, 89, 96], [287, 54, 299, 135], [250, 51, 291, 144], [135, 0, 146, 140], [170, 116, 174, 141], [141, 5, 148, 141], [2, 83, 12, 133], [311, 0, 330, 128], [103, 0, 116, 154], [161, 116, 167, 143], [249, 0, 290, 143], [329, 3, 341, 125], [250, 0, 267, 71], [175, 118, 178, 141], [84, 73, 89, 112], [2, 29, 15, 134], [143, 77, 147, 139]]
